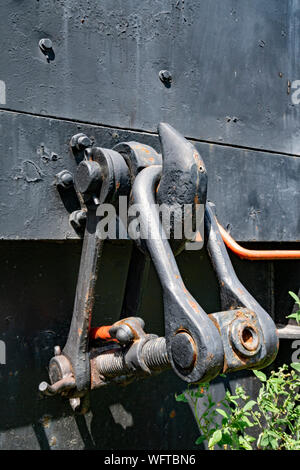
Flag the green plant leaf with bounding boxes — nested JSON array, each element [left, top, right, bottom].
[[175, 393, 188, 402], [253, 370, 267, 382], [195, 435, 206, 445], [216, 408, 229, 419], [208, 429, 222, 449], [243, 400, 256, 412], [289, 291, 300, 305], [194, 392, 204, 398], [220, 429, 232, 446], [175, 362, 300, 450], [240, 416, 254, 428], [291, 362, 300, 373], [286, 313, 300, 325], [269, 438, 279, 450], [259, 433, 269, 448], [239, 436, 253, 450]]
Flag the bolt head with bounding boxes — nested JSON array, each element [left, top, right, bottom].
[[76, 160, 102, 196], [77, 135, 92, 149], [69, 210, 87, 230], [56, 170, 73, 189], [70, 133, 92, 150], [170, 331, 196, 371], [110, 324, 134, 344]]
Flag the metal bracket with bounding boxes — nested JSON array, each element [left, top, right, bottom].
[[39, 123, 278, 412]]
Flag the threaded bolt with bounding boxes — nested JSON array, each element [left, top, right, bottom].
[[142, 337, 169, 370], [95, 337, 170, 378], [96, 350, 129, 377]]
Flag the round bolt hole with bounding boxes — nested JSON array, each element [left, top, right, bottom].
[[240, 326, 258, 351], [230, 320, 261, 357]]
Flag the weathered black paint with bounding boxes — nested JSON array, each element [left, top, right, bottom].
[[1, 1, 300, 155], [0, 240, 298, 449], [0, 111, 299, 242], [0, 0, 299, 450]]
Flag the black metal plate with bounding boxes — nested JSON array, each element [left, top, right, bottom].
[[0, 1, 300, 154], [0, 110, 299, 241]]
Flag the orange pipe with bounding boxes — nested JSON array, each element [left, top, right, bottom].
[[218, 223, 300, 260], [90, 325, 117, 341]]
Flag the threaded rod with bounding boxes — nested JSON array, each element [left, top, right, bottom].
[[96, 337, 170, 378]]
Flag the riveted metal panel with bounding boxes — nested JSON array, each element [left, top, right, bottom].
[[0, 0, 300, 154]]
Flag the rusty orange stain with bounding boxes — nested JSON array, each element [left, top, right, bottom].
[[132, 144, 150, 154], [188, 299, 200, 313]]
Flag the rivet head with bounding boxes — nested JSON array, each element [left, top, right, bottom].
[[159, 70, 172, 85], [39, 38, 53, 52]]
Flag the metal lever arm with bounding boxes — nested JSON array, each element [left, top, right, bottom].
[[40, 146, 130, 405], [62, 208, 103, 392], [205, 203, 279, 369], [131, 165, 224, 383]]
